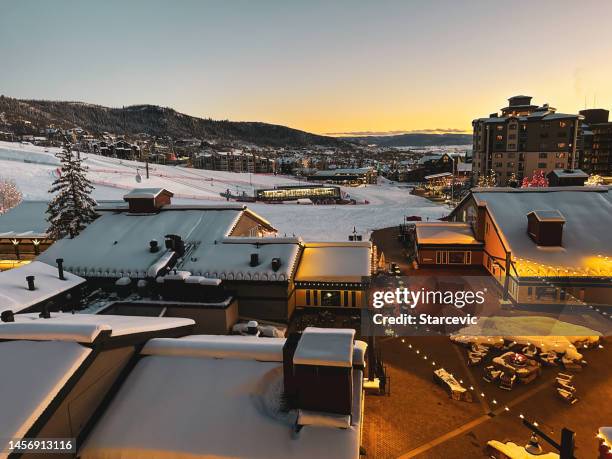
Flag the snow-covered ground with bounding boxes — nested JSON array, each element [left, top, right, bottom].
[[0, 141, 448, 240]]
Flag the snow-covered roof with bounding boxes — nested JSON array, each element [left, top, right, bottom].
[[424, 172, 452, 180], [0, 261, 85, 314], [473, 187, 612, 271], [456, 162, 472, 173], [0, 201, 49, 237], [37, 208, 245, 279], [528, 210, 565, 223], [0, 340, 92, 447], [295, 242, 372, 283], [312, 167, 372, 177], [0, 312, 195, 343], [143, 335, 286, 361], [548, 168, 588, 179], [79, 331, 365, 459], [415, 222, 480, 245], [293, 327, 355, 367], [123, 188, 173, 199], [182, 237, 302, 282]]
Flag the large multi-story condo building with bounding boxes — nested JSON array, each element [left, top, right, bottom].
[[579, 108, 612, 176], [194, 151, 275, 173], [472, 96, 582, 185]]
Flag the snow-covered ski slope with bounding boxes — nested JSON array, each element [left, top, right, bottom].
[[0, 141, 448, 241]]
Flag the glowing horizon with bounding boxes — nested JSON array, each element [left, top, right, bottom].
[[1, 0, 611, 136]]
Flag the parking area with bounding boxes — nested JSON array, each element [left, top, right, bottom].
[[362, 335, 611, 458]]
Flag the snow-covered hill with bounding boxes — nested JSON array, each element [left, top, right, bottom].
[[0, 141, 448, 240]]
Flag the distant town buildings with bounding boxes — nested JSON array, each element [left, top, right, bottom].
[[194, 150, 275, 173], [307, 167, 377, 185], [472, 95, 581, 186]]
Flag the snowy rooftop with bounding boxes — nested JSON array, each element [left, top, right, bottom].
[[528, 210, 565, 222], [295, 242, 372, 283], [0, 340, 91, 448], [0, 261, 85, 314], [37, 208, 247, 279], [293, 327, 355, 367], [79, 331, 365, 459], [548, 168, 588, 179], [0, 312, 195, 343], [124, 188, 173, 200], [182, 237, 302, 282], [415, 222, 480, 245], [0, 201, 49, 237], [473, 187, 612, 270], [424, 172, 452, 180], [312, 167, 372, 176]]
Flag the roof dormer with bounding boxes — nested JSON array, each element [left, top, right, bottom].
[[527, 210, 565, 246]]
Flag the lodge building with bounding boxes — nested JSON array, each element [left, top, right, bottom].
[[28, 188, 374, 324], [472, 95, 582, 186], [415, 186, 612, 307]]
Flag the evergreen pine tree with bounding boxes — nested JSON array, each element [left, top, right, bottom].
[[46, 142, 97, 239]]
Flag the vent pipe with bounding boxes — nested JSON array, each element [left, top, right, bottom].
[[250, 253, 259, 267], [26, 275, 35, 291], [39, 301, 51, 319], [247, 320, 259, 335], [56, 258, 65, 280], [150, 240, 159, 253], [271, 257, 281, 272]]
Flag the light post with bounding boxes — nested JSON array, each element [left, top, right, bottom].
[[522, 418, 575, 459]]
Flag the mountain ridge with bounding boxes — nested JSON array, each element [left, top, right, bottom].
[[0, 96, 347, 148]]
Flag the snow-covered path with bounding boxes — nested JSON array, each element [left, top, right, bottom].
[[0, 141, 448, 240]]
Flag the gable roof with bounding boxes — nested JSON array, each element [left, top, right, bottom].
[[37, 208, 247, 279], [0, 201, 49, 238]]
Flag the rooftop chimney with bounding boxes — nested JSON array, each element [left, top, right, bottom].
[[250, 253, 260, 267], [285, 328, 356, 416]]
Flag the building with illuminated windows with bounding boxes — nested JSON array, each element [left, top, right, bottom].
[[0, 201, 53, 271], [255, 184, 342, 202], [472, 96, 582, 185], [415, 186, 612, 307]]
